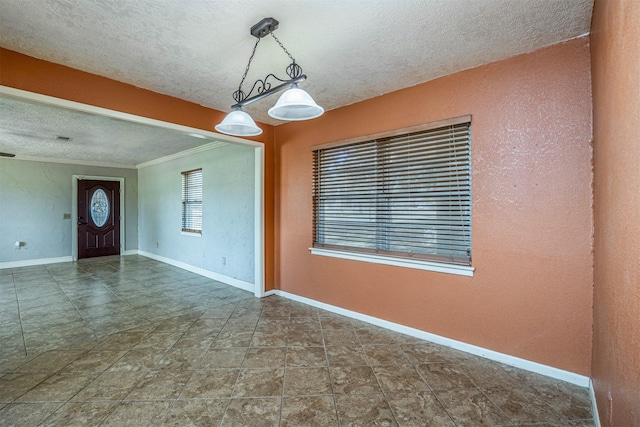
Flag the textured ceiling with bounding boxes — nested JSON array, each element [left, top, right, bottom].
[[0, 96, 215, 167], [0, 0, 593, 166]]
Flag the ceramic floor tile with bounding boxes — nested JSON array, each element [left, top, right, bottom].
[[286, 346, 327, 367], [0, 257, 595, 426], [0, 402, 65, 426], [0, 372, 51, 403], [161, 398, 228, 426], [16, 371, 99, 402], [363, 344, 412, 366], [373, 365, 430, 393], [180, 369, 240, 399], [251, 331, 289, 347], [530, 382, 593, 420], [281, 395, 338, 426], [59, 350, 127, 373], [243, 347, 287, 368], [232, 368, 285, 397], [284, 367, 332, 396], [330, 366, 383, 395], [416, 362, 476, 390], [156, 347, 208, 371], [435, 388, 512, 427], [71, 370, 146, 401], [125, 369, 193, 400], [221, 397, 282, 426], [198, 347, 248, 369], [386, 391, 456, 426], [325, 345, 368, 367], [400, 343, 454, 365], [335, 393, 397, 426], [483, 386, 567, 424], [107, 349, 166, 372], [40, 401, 119, 427], [100, 401, 172, 426]]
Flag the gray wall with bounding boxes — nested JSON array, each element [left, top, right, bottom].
[[138, 144, 255, 283], [0, 158, 138, 262]]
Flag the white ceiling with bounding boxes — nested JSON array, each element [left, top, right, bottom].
[[0, 0, 593, 167]]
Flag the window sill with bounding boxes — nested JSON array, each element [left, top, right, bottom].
[[181, 231, 202, 237], [309, 248, 474, 277]]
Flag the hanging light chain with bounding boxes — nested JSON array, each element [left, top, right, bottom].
[[234, 37, 261, 103], [270, 33, 303, 79], [270, 32, 295, 63]]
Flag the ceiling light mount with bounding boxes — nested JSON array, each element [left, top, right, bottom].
[[215, 17, 324, 137]]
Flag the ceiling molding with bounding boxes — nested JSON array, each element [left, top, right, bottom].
[[136, 140, 228, 169], [7, 154, 137, 169]]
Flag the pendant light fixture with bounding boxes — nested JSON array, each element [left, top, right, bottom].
[[215, 18, 324, 137]]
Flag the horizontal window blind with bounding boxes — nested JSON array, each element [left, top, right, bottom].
[[182, 168, 203, 233], [313, 122, 471, 265]]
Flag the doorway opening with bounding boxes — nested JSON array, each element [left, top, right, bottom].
[[77, 179, 121, 259]]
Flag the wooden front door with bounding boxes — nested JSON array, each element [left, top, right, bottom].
[[77, 180, 121, 259]]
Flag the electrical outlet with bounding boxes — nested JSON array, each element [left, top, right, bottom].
[[222, 257, 226, 265]]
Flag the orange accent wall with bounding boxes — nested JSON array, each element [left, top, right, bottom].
[[275, 38, 594, 375], [0, 47, 276, 291], [591, 0, 640, 425]]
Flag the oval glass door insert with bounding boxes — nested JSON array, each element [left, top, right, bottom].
[[90, 189, 109, 227]]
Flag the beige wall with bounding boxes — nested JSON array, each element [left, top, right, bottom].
[[276, 38, 594, 375], [591, 0, 640, 425]]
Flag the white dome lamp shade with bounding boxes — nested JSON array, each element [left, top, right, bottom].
[[268, 84, 324, 121], [215, 108, 262, 137]]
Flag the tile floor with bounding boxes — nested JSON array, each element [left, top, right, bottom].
[[0, 256, 595, 426]]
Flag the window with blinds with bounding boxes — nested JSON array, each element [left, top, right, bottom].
[[181, 168, 203, 234], [312, 117, 471, 266]]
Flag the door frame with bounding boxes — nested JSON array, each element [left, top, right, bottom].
[[1, 85, 265, 298], [72, 175, 125, 261]]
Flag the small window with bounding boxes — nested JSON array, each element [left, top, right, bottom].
[[312, 116, 471, 266], [181, 168, 203, 234]]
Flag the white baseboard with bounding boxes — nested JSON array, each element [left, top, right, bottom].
[[0, 256, 73, 270], [137, 250, 254, 293], [589, 379, 602, 427], [275, 290, 591, 388], [122, 249, 139, 256], [263, 289, 277, 297]]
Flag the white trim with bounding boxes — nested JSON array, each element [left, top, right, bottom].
[[180, 231, 202, 237], [138, 251, 254, 293], [276, 290, 590, 388], [254, 146, 265, 298], [136, 141, 227, 169], [0, 256, 73, 270], [263, 290, 277, 297], [310, 248, 475, 277], [590, 379, 602, 427], [72, 175, 126, 261], [11, 155, 136, 169], [122, 249, 139, 256]]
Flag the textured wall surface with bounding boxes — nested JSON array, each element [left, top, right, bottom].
[[0, 158, 138, 262], [275, 38, 593, 375], [591, 0, 640, 425], [138, 144, 255, 283]]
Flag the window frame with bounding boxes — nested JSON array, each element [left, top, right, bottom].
[[181, 168, 203, 235], [310, 115, 474, 277]]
